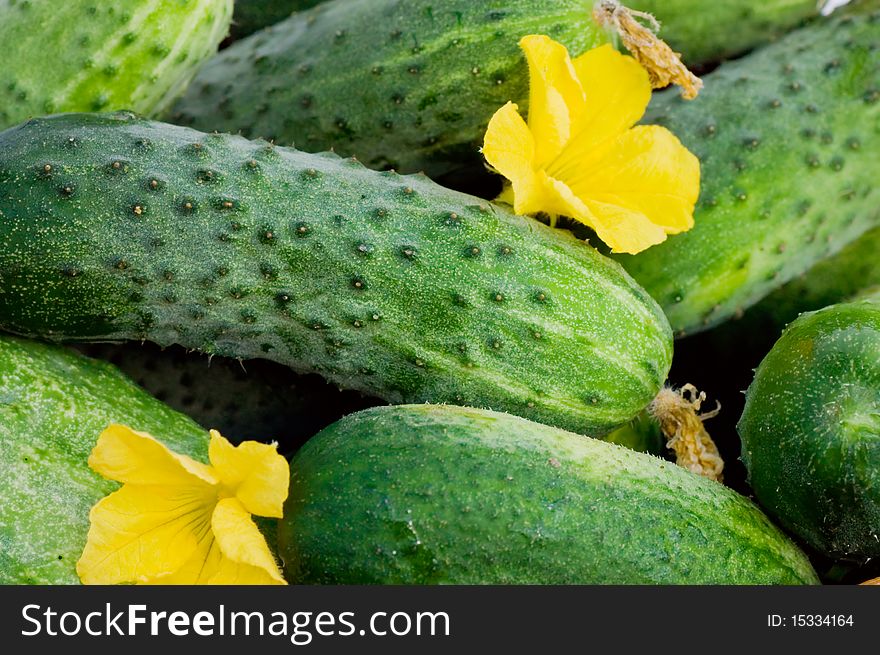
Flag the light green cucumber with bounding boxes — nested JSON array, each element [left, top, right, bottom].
[[279, 404, 819, 584], [76, 343, 378, 450], [170, 0, 611, 177], [0, 335, 211, 584], [739, 297, 880, 558], [0, 0, 232, 131], [0, 112, 672, 437], [613, 7, 880, 336], [703, 226, 880, 361]]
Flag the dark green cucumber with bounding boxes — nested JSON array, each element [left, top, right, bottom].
[[0, 0, 232, 131], [170, 0, 610, 177], [279, 404, 819, 584], [739, 298, 880, 558], [76, 343, 378, 451], [632, 0, 818, 66], [0, 112, 672, 437], [0, 335, 210, 584], [613, 8, 880, 336], [231, 0, 324, 39]]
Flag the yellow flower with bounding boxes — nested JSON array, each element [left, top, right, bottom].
[[76, 425, 289, 585], [482, 36, 700, 255]]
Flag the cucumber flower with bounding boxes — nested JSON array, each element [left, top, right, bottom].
[[76, 425, 288, 585], [483, 36, 700, 255]]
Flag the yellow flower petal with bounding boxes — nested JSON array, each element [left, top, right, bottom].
[[582, 199, 671, 254], [482, 36, 700, 255], [210, 498, 286, 584], [563, 44, 651, 157], [89, 424, 217, 487], [519, 34, 584, 166], [560, 125, 700, 243], [483, 102, 546, 216], [148, 514, 284, 585], [76, 483, 216, 585], [539, 176, 669, 254], [208, 430, 289, 518]]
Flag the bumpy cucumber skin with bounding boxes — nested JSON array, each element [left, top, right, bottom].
[[231, 0, 324, 39], [633, 0, 817, 66], [0, 0, 232, 131], [76, 343, 378, 450], [739, 301, 880, 558], [613, 9, 880, 336], [0, 336, 209, 584], [0, 112, 672, 437], [170, 0, 609, 177], [279, 405, 818, 585]]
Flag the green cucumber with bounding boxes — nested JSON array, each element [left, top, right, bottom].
[[231, 0, 324, 39], [0, 112, 672, 437], [632, 0, 818, 66], [170, 0, 611, 177], [0, 335, 210, 584], [76, 343, 378, 450], [739, 298, 880, 558], [279, 404, 819, 584], [227, 0, 819, 61], [171, 0, 824, 178], [703, 226, 880, 363], [0, 0, 233, 132], [613, 7, 880, 336]]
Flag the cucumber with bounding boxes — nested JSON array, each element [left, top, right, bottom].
[[0, 0, 233, 132], [613, 7, 880, 336], [0, 335, 210, 584], [632, 0, 817, 66], [703, 226, 880, 363], [0, 112, 672, 437], [278, 404, 819, 584], [76, 343, 378, 451], [739, 298, 880, 558], [231, 0, 324, 39], [171, 0, 824, 179], [226, 0, 819, 61], [170, 0, 611, 178]]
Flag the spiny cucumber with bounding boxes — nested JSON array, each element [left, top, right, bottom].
[[613, 8, 880, 336], [0, 0, 233, 131], [0, 335, 210, 584], [0, 112, 672, 437], [739, 297, 880, 558], [170, 0, 610, 177], [279, 404, 819, 584]]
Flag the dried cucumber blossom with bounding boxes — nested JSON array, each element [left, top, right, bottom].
[[593, 0, 703, 99], [650, 384, 724, 482]]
